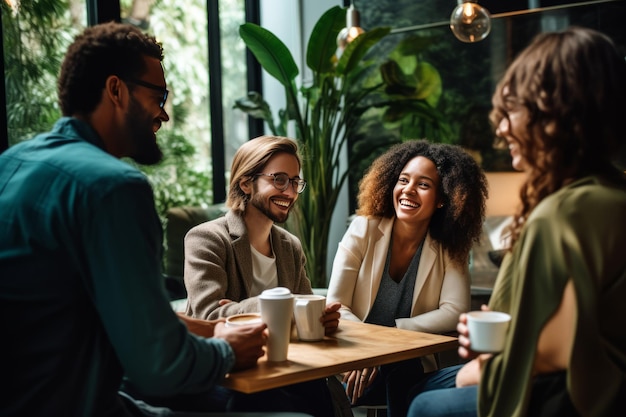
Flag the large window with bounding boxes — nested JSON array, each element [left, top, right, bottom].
[[2, 0, 86, 146], [1, 0, 257, 217]]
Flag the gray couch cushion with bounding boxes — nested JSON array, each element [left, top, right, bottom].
[[164, 205, 226, 279]]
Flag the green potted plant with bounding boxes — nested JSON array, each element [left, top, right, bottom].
[[235, 6, 447, 287]]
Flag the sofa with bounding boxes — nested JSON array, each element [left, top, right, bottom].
[[163, 204, 227, 300]]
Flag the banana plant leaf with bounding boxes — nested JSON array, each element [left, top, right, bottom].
[[234, 6, 452, 286], [306, 6, 346, 74], [239, 23, 299, 88], [380, 60, 443, 107]]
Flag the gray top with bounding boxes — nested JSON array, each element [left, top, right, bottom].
[[365, 240, 424, 327]]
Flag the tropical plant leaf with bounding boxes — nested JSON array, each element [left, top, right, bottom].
[[380, 60, 416, 95], [336, 27, 391, 76], [379, 60, 442, 107], [389, 34, 437, 59], [233, 91, 272, 120], [306, 6, 346, 74], [414, 62, 443, 106], [239, 23, 299, 88], [233, 7, 452, 287]]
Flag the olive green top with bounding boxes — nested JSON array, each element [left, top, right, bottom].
[[481, 174, 626, 417]]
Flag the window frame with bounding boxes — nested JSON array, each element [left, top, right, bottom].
[[0, 0, 263, 205]]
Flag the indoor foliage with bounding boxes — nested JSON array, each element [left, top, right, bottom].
[[235, 6, 449, 287]]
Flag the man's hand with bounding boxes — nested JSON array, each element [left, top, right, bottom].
[[177, 312, 223, 338], [321, 301, 341, 335], [214, 321, 267, 371]]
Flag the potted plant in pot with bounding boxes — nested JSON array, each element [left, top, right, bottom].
[[235, 6, 447, 287]]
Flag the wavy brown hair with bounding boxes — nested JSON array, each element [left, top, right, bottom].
[[357, 140, 488, 266], [490, 27, 626, 247]]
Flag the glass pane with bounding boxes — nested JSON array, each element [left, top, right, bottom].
[[219, 0, 248, 182], [2, 0, 86, 146], [120, 0, 215, 217], [118, 0, 249, 217], [347, 0, 626, 210]]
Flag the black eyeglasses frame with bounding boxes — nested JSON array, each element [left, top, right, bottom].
[[125, 78, 169, 109]]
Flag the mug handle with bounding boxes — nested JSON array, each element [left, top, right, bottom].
[[295, 299, 312, 333]]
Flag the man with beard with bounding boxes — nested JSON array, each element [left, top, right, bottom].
[[183, 135, 344, 417], [184, 135, 340, 324], [0, 22, 276, 416]]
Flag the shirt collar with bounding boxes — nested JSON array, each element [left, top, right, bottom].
[[52, 117, 107, 152]]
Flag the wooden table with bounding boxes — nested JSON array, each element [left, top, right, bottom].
[[221, 320, 458, 393]]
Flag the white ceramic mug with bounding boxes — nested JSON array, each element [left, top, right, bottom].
[[225, 313, 262, 328], [467, 311, 511, 353], [293, 294, 326, 341], [259, 287, 294, 361]]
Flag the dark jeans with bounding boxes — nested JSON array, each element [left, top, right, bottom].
[[350, 358, 425, 417], [407, 385, 477, 417], [121, 379, 333, 417], [121, 390, 314, 416], [407, 364, 463, 400], [407, 370, 580, 417], [228, 379, 334, 417], [526, 372, 580, 417]]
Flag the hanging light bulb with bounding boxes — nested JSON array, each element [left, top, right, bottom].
[[450, 0, 491, 43], [336, 2, 365, 54], [4, 0, 20, 14]]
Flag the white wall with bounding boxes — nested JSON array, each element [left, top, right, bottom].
[[259, 0, 337, 120], [260, 0, 349, 284]]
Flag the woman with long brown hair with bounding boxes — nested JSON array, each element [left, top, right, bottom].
[[408, 26, 626, 417]]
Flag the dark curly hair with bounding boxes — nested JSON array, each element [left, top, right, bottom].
[[58, 22, 163, 116], [357, 140, 488, 266], [490, 27, 626, 247]]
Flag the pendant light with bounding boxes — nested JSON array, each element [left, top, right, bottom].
[[336, 1, 365, 54], [4, 0, 20, 14], [450, 0, 492, 43]]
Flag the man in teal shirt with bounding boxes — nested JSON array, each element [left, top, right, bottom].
[[0, 22, 270, 416]]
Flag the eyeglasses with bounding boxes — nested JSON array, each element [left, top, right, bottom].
[[254, 173, 307, 194], [125, 78, 169, 109]]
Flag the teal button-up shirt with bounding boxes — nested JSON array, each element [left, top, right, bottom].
[[0, 118, 234, 416]]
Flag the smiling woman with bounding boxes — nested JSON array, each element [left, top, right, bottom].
[[326, 139, 487, 417], [392, 156, 441, 239]]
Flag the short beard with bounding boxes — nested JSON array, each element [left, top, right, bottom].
[[126, 95, 163, 166], [248, 190, 290, 224]]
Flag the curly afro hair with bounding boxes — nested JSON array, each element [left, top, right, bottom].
[[357, 140, 488, 265]]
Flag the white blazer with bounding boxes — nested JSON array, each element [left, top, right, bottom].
[[327, 215, 470, 335]]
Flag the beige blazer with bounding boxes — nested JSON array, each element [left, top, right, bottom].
[[327, 215, 470, 336], [184, 210, 313, 320]]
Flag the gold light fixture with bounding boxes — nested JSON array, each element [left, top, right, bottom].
[[336, 1, 365, 54], [450, 0, 492, 43], [4, 0, 20, 14]]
